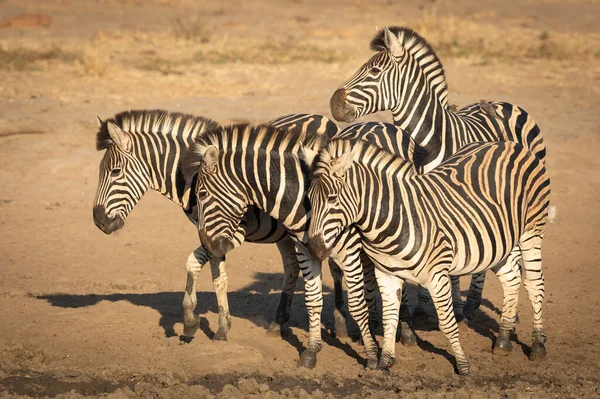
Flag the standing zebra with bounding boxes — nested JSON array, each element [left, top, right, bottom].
[[330, 26, 547, 319], [92, 109, 348, 342], [183, 123, 403, 369], [307, 138, 550, 375]]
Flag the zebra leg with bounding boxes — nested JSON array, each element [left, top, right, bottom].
[[398, 281, 417, 346], [491, 248, 521, 356], [463, 273, 486, 321], [360, 252, 379, 337], [376, 269, 403, 371], [451, 276, 465, 322], [210, 257, 231, 341], [328, 258, 349, 339], [520, 234, 547, 361], [330, 244, 378, 369], [293, 241, 324, 369], [182, 246, 212, 338], [267, 237, 300, 337], [427, 271, 470, 376]]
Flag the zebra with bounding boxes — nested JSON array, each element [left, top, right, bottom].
[[329, 26, 547, 320], [91, 109, 350, 343], [182, 123, 410, 369], [306, 137, 550, 375]]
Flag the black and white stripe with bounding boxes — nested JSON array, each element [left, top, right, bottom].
[[92, 110, 343, 342], [330, 26, 547, 319], [184, 123, 398, 369], [307, 138, 550, 375]]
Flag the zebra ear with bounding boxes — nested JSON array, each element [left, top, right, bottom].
[[299, 144, 318, 168], [331, 148, 356, 177], [383, 26, 404, 58], [107, 121, 132, 152], [96, 116, 103, 128], [202, 145, 218, 172]]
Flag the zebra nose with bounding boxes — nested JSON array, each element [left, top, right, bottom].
[[212, 236, 234, 257], [308, 236, 331, 261], [93, 205, 106, 229], [330, 88, 356, 123]]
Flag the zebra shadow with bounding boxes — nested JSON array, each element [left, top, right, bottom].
[[404, 286, 530, 358], [33, 272, 363, 364]]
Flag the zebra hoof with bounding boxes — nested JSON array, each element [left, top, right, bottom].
[[456, 360, 470, 376], [183, 318, 199, 338], [213, 328, 228, 341], [530, 342, 547, 361], [297, 349, 317, 369], [463, 303, 478, 321], [334, 315, 349, 339], [377, 354, 396, 371], [266, 321, 282, 338], [366, 353, 379, 370], [399, 324, 417, 347], [493, 338, 513, 356]]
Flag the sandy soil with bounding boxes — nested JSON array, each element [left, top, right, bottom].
[[1, 0, 599, 397]]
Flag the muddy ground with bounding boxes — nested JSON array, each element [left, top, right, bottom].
[[0, 0, 599, 397]]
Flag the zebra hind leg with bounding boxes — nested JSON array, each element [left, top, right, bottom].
[[520, 234, 547, 361], [463, 273, 486, 321], [398, 281, 417, 346], [490, 249, 521, 356], [267, 238, 300, 337], [182, 247, 211, 339], [427, 271, 470, 376], [376, 270, 404, 371], [210, 257, 232, 341]]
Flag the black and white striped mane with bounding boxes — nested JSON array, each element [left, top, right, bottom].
[[183, 123, 327, 180], [315, 138, 422, 180], [96, 109, 218, 151], [371, 26, 449, 108]]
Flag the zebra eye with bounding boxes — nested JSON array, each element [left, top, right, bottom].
[[111, 168, 121, 177], [327, 195, 337, 204], [198, 188, 209, 200], [371, 67, 381, 74]]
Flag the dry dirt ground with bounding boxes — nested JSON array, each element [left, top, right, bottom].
[[1, 0, 599, 398]]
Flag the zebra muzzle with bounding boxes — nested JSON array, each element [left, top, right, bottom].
[[308, 236, 332, 261], [92, 205, 124, 235], [201, 233, 234, 257], [330, 88, 357, 123]]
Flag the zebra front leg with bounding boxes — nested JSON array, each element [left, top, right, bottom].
[[427, 271, 470, 376], [491, 249, 521, 356], [463, 273, 486, 321], [294, 241, 323, 369], [398, 281, 417, 346], [520, 234, 547, 361], [328, 258, 349, 339], [331, 237, 378, 369], [267, 237, 300, 337], [210, 257, 231, 341], [360, 251, 379, 337], [376, 269, 403, 371], [183, 246, 212, 338]]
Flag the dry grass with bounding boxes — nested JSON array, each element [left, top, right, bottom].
[[81, 45, 109, 77], [0, 46, 79, 71], [413, 8, 600, 63]]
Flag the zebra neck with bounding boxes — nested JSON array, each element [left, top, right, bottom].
[[244, 152, 310, 241], [390, 86, 456, 170]]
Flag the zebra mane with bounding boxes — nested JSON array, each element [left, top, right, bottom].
[[315, 138, 420, 180], [96, 109, 218, 151], [370, 26, 449, 108], [182, 123, 327, 181]]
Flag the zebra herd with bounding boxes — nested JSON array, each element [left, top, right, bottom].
[[92, 26, 550, 376]]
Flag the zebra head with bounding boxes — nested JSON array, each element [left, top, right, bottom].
[[190, 144, 248, 257], [331, 27, 406, 123], [307, 141, 360, 260], [93, 119, 151, 234], [331, 27, 448, 123]]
